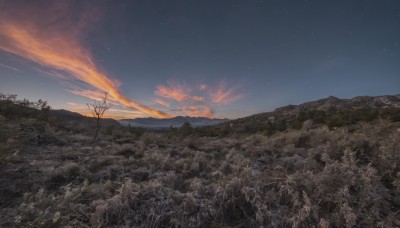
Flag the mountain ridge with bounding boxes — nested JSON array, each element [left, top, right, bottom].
[[51, 94, 400, 130], [49, 109, 121, 126], [119, 116, 229, 128], [224, 94, 400, 134]]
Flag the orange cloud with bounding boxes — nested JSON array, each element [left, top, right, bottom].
[[156, 82, 204, 102], [154, 99, 170, 108], [176, 106, 213, 118], [68, 89, 120, 105], [154, 80, 244, 118], [210, 82, 243, 105], [66, 102, 143, 120], [0, 3, 172, 118]]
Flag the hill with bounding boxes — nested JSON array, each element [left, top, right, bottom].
[[49, 109, 120, 127], [226, 94, 400, 134], [0, 93, 399, 227]]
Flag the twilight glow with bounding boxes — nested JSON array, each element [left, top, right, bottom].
[[1, 0, 399, 119]]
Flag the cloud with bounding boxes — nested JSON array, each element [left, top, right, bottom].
[[154, 80, 244, 118], [210, 82, 243, 105], [0, 62, 20, 72], [199, 82, 207, 91], [154, 99, 170, 108], [33, 67, 66, 80], [175, 106, 213, 118], [68, 89, 120, 105], [0, 1, 172, 118], [155, 82, 204, 102], [66, 102, 143, 119]]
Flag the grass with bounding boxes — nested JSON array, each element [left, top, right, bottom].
[[1, 96, 400, 227]]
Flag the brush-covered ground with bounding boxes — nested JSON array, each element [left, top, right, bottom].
[[1, 97, 400, 227]]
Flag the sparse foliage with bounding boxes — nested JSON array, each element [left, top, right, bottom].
[[86, 93, 112, 139], [0, 93, 50, 120]]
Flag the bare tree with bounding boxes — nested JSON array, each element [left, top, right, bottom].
[[87, 93, 112, 140]]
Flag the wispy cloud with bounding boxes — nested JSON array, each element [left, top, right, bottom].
[[68, 89, 120, 105], [66, 102, 143, 119], [156, 82, 204, 102], [33, 67, 66, 80], [0, 62, 20, 72], [0, 1, 172, 118], [199, 82, 207, 91], [154, 99, 170, 108], [210, 82, 243, 105], [154, 80, 244, 118]]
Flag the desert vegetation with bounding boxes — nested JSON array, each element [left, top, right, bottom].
[[1, 94, 400, 227]]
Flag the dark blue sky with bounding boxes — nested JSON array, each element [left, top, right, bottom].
[[1, 0, 399, 119]]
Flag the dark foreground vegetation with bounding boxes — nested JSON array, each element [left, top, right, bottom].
[[1, 93, 400, 227]]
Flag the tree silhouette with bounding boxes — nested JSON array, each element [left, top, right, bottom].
[[87, 93, 112, 140]]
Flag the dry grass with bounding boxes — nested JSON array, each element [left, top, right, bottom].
[[1, 116, 400, 227]]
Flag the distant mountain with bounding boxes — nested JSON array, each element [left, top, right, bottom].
[[49, 109, 120, 126], [51, 94, 400, 131], [49, 109, 85, 121], [119, 116, 229, 129]]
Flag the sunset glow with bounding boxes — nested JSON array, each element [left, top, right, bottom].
[[176, 105, 213, 118], [1, 0, 398, 119], [1, 1, 399, 226], [156, 83, 205, 102], [210, 83, 243, 105], [0, 13, 172, 118]]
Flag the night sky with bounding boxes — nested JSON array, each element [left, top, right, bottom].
[[1, 0, 399, 119]]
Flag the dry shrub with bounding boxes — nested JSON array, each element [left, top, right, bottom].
[[140, 132, 168, 147], [88, 156, 116, 173], [115, 143, 143, 160], [67, 134, 92, 143], [50, 162, 81, 187], [2, 121, 400, 227], [214, 177, 257, 226], [90, 178, 214, 227]]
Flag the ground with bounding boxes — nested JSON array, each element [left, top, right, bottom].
[[1, 114, 399, 227]]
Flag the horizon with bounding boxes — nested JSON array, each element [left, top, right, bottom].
[[7, 92, 399, 121], [61, 92, 400, 120], [1, 0, 399, 119]]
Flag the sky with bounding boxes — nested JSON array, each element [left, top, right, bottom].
[[0, 0, 399, 119]]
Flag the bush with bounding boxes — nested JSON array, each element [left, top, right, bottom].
[[1, 99, 400, 227], [380, 108, 400, 122], [178, 122, 193, 136]]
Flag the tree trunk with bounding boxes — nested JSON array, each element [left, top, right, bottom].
[[94, 116, 100, 140]]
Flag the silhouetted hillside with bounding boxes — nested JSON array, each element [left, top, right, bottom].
[[49, 109, 120, 127]]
